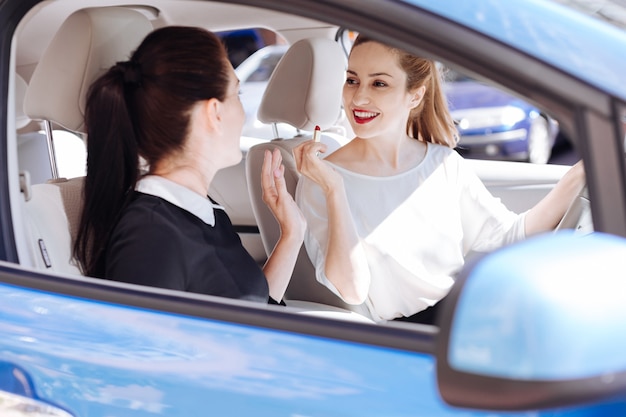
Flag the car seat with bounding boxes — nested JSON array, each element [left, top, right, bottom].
[[245, 37, 371, 317], [20, 7, 153, 273]]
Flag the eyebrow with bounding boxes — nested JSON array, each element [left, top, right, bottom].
[[346, 69, 394, 78]]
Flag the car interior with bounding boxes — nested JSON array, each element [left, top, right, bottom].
[[9, 1, 591, 324]]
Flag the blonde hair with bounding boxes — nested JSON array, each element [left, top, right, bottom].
[[351, 35, 458, 148]]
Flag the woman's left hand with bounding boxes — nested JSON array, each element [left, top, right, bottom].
[[261, 148, 306, 240]]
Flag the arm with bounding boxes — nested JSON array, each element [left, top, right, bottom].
[[294, 141, 370, 304], [525, 160, 585, 235], [260, 148, 306, 302]]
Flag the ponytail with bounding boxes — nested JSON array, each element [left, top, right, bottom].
[[407, 60, 458, 148], [74, 63, 140, 277], [74, 26, 231, 277]]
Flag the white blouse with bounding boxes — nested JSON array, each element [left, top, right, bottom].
[[295, 143, 526, 322]]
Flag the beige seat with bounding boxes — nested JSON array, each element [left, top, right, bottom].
[[15, 74, 30, 131], [15, 73, 53, 185], [245, 37, 370, 317], [20, 7, 153, 273]]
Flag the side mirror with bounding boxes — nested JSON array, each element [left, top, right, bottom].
[[436, 231, 626, 410]]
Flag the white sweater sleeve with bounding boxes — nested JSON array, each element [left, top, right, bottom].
[[454, 154, 527, 253], [294, 176, 346, 299]]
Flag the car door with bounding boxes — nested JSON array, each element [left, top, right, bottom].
[[2, 0, 626, 416]]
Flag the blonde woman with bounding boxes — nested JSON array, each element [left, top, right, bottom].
[[294, 35, 584, 324]]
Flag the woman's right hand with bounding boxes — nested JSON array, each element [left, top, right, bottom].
[[293, 140, 343, 195], [261, 148, 306, 240]]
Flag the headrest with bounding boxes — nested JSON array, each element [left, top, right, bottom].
[[257, 37, 346, 132], [24, 7, 153, 133], [15, 74, 30, 130]]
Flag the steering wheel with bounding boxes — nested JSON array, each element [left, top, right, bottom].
[[555, 184, 593, 234]]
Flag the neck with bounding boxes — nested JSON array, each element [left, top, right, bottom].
[[151, 162, 216, 197], [355, 134, 418, 170]]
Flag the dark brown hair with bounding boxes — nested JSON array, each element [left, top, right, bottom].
[[351, 34, 458, 147], [74, 26, 230, 277]]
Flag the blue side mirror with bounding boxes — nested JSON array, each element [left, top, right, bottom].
[[436, 231, 626, 410]]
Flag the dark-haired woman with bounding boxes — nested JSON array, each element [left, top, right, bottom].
[[74, 26, 305, 304]]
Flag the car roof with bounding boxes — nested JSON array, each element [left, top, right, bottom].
[[404, 0, 626, 101]]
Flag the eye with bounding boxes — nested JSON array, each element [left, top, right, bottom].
[[373, 80, 387, 87], [345, 77, 358, 85]]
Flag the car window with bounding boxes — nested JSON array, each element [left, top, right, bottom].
[[217, 28, 286, 68], [53, 130, 87, 179], [17, 128, 86, 184], [244, 52, 284, 82], [337, 28, 578, 166]]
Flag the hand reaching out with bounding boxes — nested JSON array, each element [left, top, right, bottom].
[[261, 148, 306, 240]]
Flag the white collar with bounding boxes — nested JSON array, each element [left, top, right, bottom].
[[136, 175, 224, 226]]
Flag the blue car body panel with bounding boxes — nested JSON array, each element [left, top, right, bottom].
[[404, 0, 626, 101], [0, 279, 435, 416], [4, 231, 626, 416], [1, 273, 626, 417]]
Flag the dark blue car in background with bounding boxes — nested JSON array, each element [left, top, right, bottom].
[[446, 70, 560, 164], [1, 0, 626, 416]]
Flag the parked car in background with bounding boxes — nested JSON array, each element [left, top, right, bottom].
[[218, 28, 278, 68], [446, 69, 560, 164], [2, 0, 626, 416], [234, 44, 299, 139]]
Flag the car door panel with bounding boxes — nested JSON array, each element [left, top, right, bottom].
[[469, 159, 570, 213], [0, 263, 448, 417], [1, 260, 622, 416]]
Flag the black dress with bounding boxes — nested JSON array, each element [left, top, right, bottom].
[[105, 192, 270, 303]]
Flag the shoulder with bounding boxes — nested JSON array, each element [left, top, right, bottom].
[[116, 192, 191, 235], [123, 193, 170, 219], [107, 194, 194, 271], [426, 142, 460, 161], [323, 143, 352, 168], [423, 142, 467, 175]]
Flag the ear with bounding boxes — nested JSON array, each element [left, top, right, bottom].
[[201, 98, 222, 134], [409, 86, 426, 109]]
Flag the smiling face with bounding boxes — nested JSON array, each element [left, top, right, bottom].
[[343, 41, 423, 141]]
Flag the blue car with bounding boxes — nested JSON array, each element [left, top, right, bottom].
[[2, 0, 626, 416], [446, 71, 560, 164]]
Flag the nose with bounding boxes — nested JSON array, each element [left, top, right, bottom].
[[350, 84, 370, 106]]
